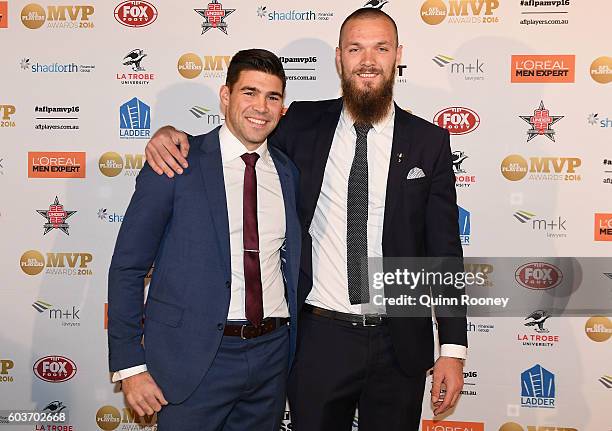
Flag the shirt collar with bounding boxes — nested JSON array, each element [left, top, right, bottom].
[[218, 124, 271, 165], [340, 103, 395, 134]]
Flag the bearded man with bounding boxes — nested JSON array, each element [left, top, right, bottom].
[[143, 8, 467, 431]]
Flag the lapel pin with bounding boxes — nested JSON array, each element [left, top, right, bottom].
[[397, 153, 403, 163]]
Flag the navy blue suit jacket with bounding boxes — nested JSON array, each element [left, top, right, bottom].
[[108, 127, 301, 403], [270, 98, 467, 375]]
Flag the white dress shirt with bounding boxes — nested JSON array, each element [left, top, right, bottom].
[[112, 125, 288, 381], [220, 125, 288, 321], [305, 106, 466, 360]]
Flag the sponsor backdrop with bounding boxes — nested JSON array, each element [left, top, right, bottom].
[[1, 0, 611, 430]]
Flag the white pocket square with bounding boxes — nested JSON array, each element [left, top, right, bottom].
[[406, 167, 426, 180]]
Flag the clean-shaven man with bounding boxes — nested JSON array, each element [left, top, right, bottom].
[[108, 49, 301, 431], [143, 8, 467, 431]]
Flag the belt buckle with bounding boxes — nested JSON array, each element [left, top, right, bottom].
[[241, 323, 265, 339], [362, 314, 380, 327]]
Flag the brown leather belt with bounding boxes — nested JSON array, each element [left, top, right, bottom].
[[303, 304, 388, 327], [223, 317, 289, 339]]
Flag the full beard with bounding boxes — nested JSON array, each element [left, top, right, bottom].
[[341, 70, 394, 125]]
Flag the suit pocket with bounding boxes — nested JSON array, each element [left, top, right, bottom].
[[145, 296, 185, 328], [404, 177, 430, 187]]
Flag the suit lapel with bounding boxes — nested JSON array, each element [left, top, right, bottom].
[[383, 105, 414, 245], [306, 98, 343, 221], [199, 129, 231, 280]]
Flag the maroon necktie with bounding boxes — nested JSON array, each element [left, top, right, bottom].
[[241, 152, 263, 327]]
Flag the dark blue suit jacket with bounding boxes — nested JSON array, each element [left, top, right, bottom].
[[108, 127, 301, 403], [270, 98, 467, 375]]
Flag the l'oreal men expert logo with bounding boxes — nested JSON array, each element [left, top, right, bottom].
[[28, 152, 86, 178], [511, 55, 575, 83]]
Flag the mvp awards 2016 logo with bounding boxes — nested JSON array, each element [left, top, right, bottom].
[[584, 316, 611, 342], [177, 53, 232, 79], [21, 3, 94, 29], [96, 405, 156, 431], [0, 104, 16, 127], [420, 0, 500, 25], [500, 155, 581, 182], [0, 359, 14, 383], [20, 250, 93, 276], [99, 152, 145, 177], [590, 56, 612, 84]]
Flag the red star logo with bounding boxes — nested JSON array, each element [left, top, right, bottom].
[[519, 101, 564, 142], [37, 196, 76, 235], [195, 1, 235, 35]]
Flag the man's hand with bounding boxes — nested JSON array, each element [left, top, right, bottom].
[[430, 357, 464, 416], [145, 126, 190, 178], [121, 371, 168, 416]]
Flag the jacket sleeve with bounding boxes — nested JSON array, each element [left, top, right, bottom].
[[425, 129, 468, 348], [425, 129, 462, 259], [107, 162, 175, 372]]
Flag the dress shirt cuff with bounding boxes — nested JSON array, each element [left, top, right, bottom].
[[112, 364, 148, 382], [440, 344, 467, 360]]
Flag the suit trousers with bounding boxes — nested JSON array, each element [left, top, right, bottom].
[[287, 311, 427, 431], [157, 324, 289, 431]]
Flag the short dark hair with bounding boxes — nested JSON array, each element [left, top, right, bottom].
[[226, 49, 286, 94], [339, 8, 398, 47]]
